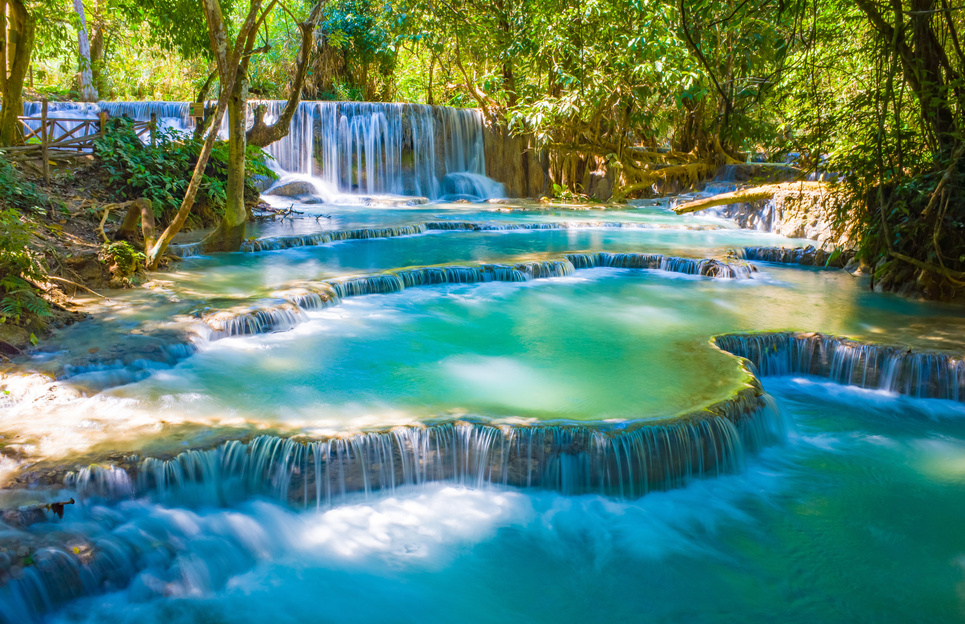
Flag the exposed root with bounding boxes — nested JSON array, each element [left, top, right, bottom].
[[612, 163, 717, 201]]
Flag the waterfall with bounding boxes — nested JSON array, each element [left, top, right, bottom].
[[201, 253, 751, 339], [715, 332, 965, 401], [204, 303, 308, 338], [20, 99, 503, 201]]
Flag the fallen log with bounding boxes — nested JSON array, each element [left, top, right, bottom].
[[673, 181, 828, 215]]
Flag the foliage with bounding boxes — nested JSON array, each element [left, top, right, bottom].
[[16, 0, 965, 298], [0, 209, 50, 325], [0, 154, 50, 214], [772, 0, 965, 298], [93, 117, 276, 223]]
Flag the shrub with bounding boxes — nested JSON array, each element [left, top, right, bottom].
[[94, 118, 276, 225], [100, 240, 145, 278]]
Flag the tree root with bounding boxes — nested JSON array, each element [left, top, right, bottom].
[[612, 163, 717, 201], [43, 276, 111, 301]]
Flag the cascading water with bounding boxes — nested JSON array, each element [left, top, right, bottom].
[[716, 332, 965, 401], [200, 253, 753, 339], [74, 389, 783, 508]]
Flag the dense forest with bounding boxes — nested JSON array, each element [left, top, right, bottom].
[[1, 0, 964, 319]]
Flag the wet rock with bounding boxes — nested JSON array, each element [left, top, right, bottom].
[[265, 180, 316, 197], [0, 324, 31, 353], [297, 195, 326, 205], [250, 174, 274, 192]]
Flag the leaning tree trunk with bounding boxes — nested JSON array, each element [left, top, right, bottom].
[[202, 78, 249, 252], [0, 0, 35, 147]]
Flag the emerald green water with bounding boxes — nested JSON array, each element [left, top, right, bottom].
[[4, 202, 965, 623]]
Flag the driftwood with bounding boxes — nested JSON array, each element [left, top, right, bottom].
[[1, 498, 75, 528], [673, 181, 828, 215], [44, 275, 111, 300]]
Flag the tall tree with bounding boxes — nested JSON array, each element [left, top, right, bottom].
[[0, 0, 36, 146], [146, 0, 326, 264], [198, 0, 325, 253]]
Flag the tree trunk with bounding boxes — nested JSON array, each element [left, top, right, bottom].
[[0, 0, 34, 147], [90, 17, 107, 98], [246, 2, 326, 148], [202, 78, 248, 252], [145, 0, 263, 267], [73, 0, 97, 100]]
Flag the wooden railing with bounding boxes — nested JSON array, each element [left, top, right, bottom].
[[4, 99, 157, 183]]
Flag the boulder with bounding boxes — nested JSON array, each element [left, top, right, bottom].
[[297, 195, 327, 205], [265, 180, 316, 197], [250, 175, 275, 192]]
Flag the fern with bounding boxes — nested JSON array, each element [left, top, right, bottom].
[[0, 210, 51, 325]]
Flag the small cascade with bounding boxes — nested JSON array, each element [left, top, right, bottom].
[[64, 465, 135, 499], [513, 259, 576, 279], [440, 172, 505, 201], [240, 224, 427, 252], [166, 241, 206, 258], [277, 283, 342, 310], [204, 303, 307, 338], [564, 252, 753, 278], [395, 265, 525, 287], [1, 383, 783, 624], [202, 253, 753, 341], [699, 164, 740, 196], [327, 274, 406, 298], [423, 221, 481, 231], [741, 246, 854, 268], [715, 332, 965, 401], [74, 384, 783, 506], [237, 220, 727, 255]]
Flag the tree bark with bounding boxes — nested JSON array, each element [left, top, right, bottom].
[[854, 0, 959, 154], [0, 0, 35, 147], [89, 4, 107, 98], [203, 78, 248, 252], [673, 181, 828, 214]]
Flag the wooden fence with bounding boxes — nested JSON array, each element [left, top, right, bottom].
[[4, 100, 157, 183]]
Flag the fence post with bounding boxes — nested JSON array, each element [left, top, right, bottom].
[[40, 99, 51, 185], [99, 111, 108, 137], [150, 113, 157, 147]]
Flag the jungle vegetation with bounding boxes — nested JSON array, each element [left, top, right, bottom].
[[0, 0, 962, 298]]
